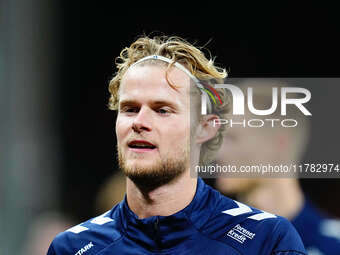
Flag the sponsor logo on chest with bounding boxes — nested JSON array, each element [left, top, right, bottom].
[[227, 224, 255, 244]]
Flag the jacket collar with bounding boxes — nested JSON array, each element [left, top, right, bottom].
[[116, 178, 211, 251]]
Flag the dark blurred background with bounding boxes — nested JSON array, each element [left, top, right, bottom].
[[1, 3, 340, 254]]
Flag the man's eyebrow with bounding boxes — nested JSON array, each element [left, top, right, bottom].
[[150, 100, 179, 108], [119, 100, 139, 108], [119, 99, 179, 109]]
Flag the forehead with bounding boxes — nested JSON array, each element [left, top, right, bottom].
[[119, 64, 191, 99]]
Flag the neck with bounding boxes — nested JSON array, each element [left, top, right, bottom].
[[238, 178, 304, 219], [126, 170, 197, 219]]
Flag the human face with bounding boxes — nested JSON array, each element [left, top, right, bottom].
[[215, 115, 278, 194], [116, 64, 191, 186]]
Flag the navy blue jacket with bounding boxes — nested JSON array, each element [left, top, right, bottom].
[[292, 198, 340, 255], [48, 178, 306, 254]]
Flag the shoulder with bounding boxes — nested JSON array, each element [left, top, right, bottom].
[[292, 199, 340, 254], [48, 206, 122, 255], [307, 218, 340, 255], [197, 189, 306, 254]]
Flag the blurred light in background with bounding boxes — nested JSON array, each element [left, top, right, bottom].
[[1, 0, 62, 253]]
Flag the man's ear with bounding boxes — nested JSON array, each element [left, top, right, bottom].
[[195, 114, 221, 144]]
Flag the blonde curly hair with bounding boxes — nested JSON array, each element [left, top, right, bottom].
[[108, 35, 230, 164]]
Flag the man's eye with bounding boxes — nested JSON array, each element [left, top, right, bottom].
[[157, 108, 171, 115], [121, 107, 139, 113]]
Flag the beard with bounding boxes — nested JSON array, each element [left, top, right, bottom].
[[117, 145, 188, 192]]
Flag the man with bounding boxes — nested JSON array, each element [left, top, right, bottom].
[[215, 80, 340, 255], [47, 36, 306, 254]]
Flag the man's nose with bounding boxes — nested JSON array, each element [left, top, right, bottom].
[[132, 107, 152, 133]]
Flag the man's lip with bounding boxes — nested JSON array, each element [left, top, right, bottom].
[[127, 140, 156, 147]]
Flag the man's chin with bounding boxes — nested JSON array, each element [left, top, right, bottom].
[[125, 168, 184, 192], [118, 148, 188, 192], [120, 162, 186, 192], [124, 161, 159, 172]]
